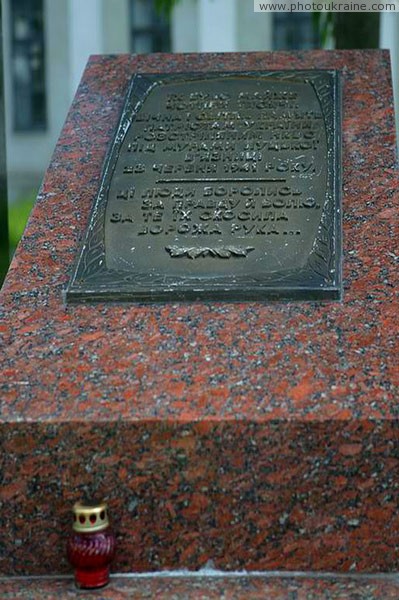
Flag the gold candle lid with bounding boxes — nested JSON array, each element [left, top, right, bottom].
[[72, 501, 110, 533]]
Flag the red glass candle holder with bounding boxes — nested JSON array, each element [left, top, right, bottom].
[[67, 501, 116, 589]]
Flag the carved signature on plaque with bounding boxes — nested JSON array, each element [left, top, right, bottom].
[[165, 245, 255, 259]]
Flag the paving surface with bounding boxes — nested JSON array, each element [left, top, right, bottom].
[[1, 574, 399, 599]]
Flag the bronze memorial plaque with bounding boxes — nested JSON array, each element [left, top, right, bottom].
[[65, 70, 342, 303]]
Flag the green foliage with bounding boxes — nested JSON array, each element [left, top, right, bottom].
[[155, 0, 181, 17], [8, 191, 36, 251], [312, 12, 334, 48], [313, 12, 380, 49]]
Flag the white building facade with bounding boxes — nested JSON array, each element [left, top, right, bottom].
[[2, 0, 398, 201]]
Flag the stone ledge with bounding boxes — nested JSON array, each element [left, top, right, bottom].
[[1, 573, 399, 599]]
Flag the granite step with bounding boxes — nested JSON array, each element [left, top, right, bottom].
[[1, 573, 399, 599]]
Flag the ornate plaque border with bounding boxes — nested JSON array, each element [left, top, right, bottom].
[[64, 70, 342, 304]]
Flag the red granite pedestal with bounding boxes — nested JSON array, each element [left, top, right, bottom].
[[1, 50, 398, 577]]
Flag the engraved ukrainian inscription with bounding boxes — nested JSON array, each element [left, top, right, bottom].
[[66, 71, 341, 302], [105, 76, 327, 278]]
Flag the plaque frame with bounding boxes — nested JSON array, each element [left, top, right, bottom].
[[65, 70, 342, 304]]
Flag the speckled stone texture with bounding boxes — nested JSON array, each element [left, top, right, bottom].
[[1, 574, 399, 599], [0, 50, 398, 576]]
